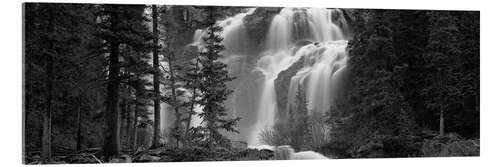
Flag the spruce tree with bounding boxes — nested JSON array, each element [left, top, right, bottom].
[[421, 11, 462, 136], [96, 4, 152, 160], [333, 10, 415, 151], [197, 17, 240, 148], [151, 4, 162, 148]]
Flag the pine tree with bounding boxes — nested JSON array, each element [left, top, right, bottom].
[[151, 4, 162, 149], [197, 13, 240, 148], [421, 11, 462, 136], [182, 57, 201, 140], [333, 10, 415, 151], [96, 4, 152, 160], [453, 11, 480, 138]]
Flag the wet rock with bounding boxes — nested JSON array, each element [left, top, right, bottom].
[[274, 57, 305, 122], [244, 7, 282, 54], [136, 155, 161, 162]]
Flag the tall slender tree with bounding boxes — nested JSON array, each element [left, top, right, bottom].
[[421, 11, 462, 136], [197, 7, 240, 148], [151, 4, 162, 149], [103, 5, 121, 158], [96, 4, 152, 160], [183, 57, 201, 140]]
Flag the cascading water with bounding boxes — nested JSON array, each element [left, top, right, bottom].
[[289, 41, 348, 115], [188, 7, 349, 146], [247, 8, 348, 146]]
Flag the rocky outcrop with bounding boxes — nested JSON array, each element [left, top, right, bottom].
[[243, 7, 282, 55], [274, 57, 305, 122]]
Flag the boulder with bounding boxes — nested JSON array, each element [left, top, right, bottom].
[[136, 155, 161, 162], [274, 57, 305, 122]]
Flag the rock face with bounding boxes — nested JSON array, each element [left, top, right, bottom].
[[227, 69, 265, 141], [243, 7, 282, 55], [274, 57, 305, 123]]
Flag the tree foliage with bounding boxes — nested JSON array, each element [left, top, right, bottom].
[[325, 9, 479, 158], [196, 15, 240, 148]]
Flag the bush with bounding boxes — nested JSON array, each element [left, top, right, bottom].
[[258, 123, 291, 146], [420, 134, 479, 157]]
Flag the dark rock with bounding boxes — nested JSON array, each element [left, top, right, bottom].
[[274, 57, 305, 122], [136, 155, 161, 162], [243, 7, 282, 55]]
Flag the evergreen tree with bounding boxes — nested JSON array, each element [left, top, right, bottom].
[[150, 4, 163, 149], [96, 4, 152, 160], [453, 11, 480, 138], [182, 57, 201, 140], [421, 11, 462, 136], [197, 16, 240, 148], [24, 3, 101, 163], [332, 10, 415, 155]]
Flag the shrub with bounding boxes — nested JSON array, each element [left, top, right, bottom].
[[420, 134, 479, 157], [258, 123, 291, 146]]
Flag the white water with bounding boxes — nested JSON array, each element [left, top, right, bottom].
[[249, 8, 348, 146], [191, 8, 256, 51], [188, 7, 348, 146], [290, 41, 348, 114]]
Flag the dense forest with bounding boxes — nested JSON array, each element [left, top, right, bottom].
[[324, 9, 479, 158], [23, 3, 479, 164]]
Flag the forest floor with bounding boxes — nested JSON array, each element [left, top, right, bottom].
[[24, 146, 275, 164]]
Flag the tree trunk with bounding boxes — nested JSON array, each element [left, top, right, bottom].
[[76, 96, 82, 151], [167, 50, 181, 147], [439, 108, 444, 136], [439, 69, 445, 137], [126, 87, 132, 151], [120, 99, 127, 149], [103, 6, 121, 160], [41, 47, 53, 164], [132, 93, 140, 151], [185, 58, 199, 138], [151, 4, 161, 148]]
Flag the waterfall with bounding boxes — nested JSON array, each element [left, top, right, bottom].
[[290, 41, 348, 114], [250, 8, 348, 146], [188, 7, 348, 146], [191, 8, 256, 52]]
